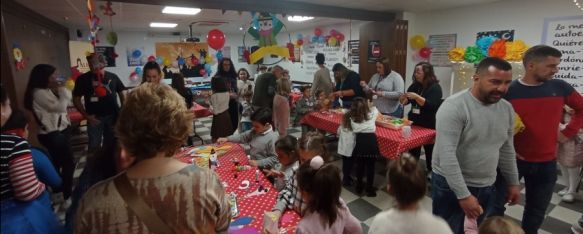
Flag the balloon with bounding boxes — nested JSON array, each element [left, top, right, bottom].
[[204, 63, 212, 72], [178, 57, 185, 66], [205, 55, 213, 64], [335, 34, 345, 42], [199, 69, 206, 76], [132, 49, 142, 58], [419, 47, 432, 58], [330, 29, 339, 36], [156, 56, 163, 65], [243, 49, 251, 63], [147, 55, 156, 62], [106, 32, 118, 45], [216, 51, 224, 61], [296, 33, 303, 40], [163, 58, 171, 66], [318, 36, 326, 44], [314, 28, 322, 37], [409, 35, 426, 50], [191, 56, 199, 65], [328, 37, 338, 46], [312, 36, 319, 43], [297, 39, 304, 46], [135, 66, 142, 75], [129, 72, 139, 81], [207, 29, 226, 50], [65, 80, 75, 90]]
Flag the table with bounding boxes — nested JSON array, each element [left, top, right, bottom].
[[300, 112, 436, 160], [289, 93, 302, 106], [192, 103, 212, 118], [175, 143, 300, 233]]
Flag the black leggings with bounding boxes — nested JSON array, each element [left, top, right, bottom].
[[37, 128, 74, 199], [409, 144, 434, 173]]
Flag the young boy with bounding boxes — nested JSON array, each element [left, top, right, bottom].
[[217, 107, 279, 169], [265, 135, 300, 191], [240, 87, 254, 132], [294, 86, 315, 134]]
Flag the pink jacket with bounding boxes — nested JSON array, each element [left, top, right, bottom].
[[296, 199, 362, 234]]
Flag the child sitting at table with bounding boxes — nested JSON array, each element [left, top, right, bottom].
[[239, 86, 254, 132], [314, 90, 331, 112], [368, 155, 451, 234], [296, 157, 362, 234], [342, 97, 380, 197], [264, 135, 300, 191], [295, 86, 315, 135], [217, 107, 279, 169]]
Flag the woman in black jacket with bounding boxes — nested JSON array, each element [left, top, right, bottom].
[[400, 62, 443, 173]]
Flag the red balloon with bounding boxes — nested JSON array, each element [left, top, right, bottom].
[[335, 34, 345, 42], [147, 55, 156, 62], [419, 47, 432, 59], [191, 57, 199, 65], [199, 69, 206, 76], [243, 50, 251, 64], [207, 29, 226, 50], [314, 28, 322, 37], [297, 39, 304, 46]]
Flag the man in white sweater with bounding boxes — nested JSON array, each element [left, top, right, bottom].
[[431, 57, 520, 234]]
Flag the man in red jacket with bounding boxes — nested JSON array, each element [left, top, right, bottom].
[[492, 45, 583, 234]]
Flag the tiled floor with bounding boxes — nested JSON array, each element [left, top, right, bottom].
[[57, 115, 582, 233]]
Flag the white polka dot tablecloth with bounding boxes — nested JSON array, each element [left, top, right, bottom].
[[301, 112, 436, 160], [176, 143, 301, 233]]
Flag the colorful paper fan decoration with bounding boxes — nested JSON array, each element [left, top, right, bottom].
[[448, 47, 465, 62]]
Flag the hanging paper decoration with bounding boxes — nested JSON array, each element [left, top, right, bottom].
[[488, 39, 507, 58], [476, 36, 497, 56], [464, 46, 485, 64], [504, 40, 529, 61], [12, 44, 25, 71], [86, 0, 101, 47], [409, 35, 426, 49], [249, 13, 283, 47], [207, 29, 226, 50], [100, 1, 117, 46], [100, 1, 116, 16], [448, 47, 465, 62]]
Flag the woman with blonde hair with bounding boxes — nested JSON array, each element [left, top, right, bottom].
[[75, 83, 231, 233]]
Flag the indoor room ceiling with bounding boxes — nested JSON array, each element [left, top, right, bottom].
[[15, 0, 503, 35]]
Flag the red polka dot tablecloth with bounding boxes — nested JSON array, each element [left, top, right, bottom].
[[300, 112, 436, 160], [192, 103, 212, 118], [176, 143, 300, 233], [289, 92, 303, 106]]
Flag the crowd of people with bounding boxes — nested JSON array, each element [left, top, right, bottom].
[[0, 44, 582, 234]]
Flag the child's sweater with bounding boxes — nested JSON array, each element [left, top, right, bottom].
[[227, 128, 279, 168], [273, 161, 299, 191], [296, 198, 362, 234]]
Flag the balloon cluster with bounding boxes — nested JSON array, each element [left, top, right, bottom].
[[409, 35, 432, 61], [306, 28, 346, 46], [129, 66, 142, 82]]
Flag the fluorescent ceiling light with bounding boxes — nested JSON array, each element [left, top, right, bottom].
[[162, 6, 201, 15], [287, 16, 314, 22], [150, 22, 178, 28]]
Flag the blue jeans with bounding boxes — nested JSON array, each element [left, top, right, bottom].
[[432, 173, 494, 234], [87, 115, 117, 152], [241, 122, 252, 133], [490, 160, 556, 234]]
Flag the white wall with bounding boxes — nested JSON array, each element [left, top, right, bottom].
[[405, 0, 583, 97], [71, 20, 361, 86]]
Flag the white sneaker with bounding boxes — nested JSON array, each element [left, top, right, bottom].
[[562, 193, 575, 203], [559, 187, 570, 196]]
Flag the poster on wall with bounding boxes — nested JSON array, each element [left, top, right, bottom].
[[69, 41, 94, 73], [542, 15, 583, 93], [300, 43, 345, 78], [237, 46, 249, 62], [155, 42, 209, 68], [476, 30, 515, 42], [126, 47, 145, 66], [293, 45, 301, 63], [348, 40, 360, 65], [95, 46, 116, 67], [428, 34, 457, 67], [367, 40, 381, 63]]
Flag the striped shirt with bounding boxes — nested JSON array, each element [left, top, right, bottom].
[[1, 134, 46, 201]]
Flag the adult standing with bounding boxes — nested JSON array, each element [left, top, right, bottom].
[[431, 57, 520, 234], [311, 53, 334, 96], [361, 57, 404, 117], [400, 62, 443, 173], [73, 53, 125, 153], [492, 45, 583, 234], [215, 58, 239, 135], [75, 83, 231, 233], [253, 65, 284, 110], [273, 78, 291, 136], [24, 64, 75, 199], [331, 63, 364, 108]]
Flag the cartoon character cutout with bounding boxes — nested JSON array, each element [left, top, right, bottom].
[[248, 13, 283, 47]]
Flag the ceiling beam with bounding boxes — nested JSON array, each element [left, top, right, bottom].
[[110, 0, 399, 22]]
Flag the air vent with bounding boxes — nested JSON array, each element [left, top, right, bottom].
[[191, 21, 228, 27]]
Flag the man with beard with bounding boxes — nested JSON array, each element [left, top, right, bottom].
[[491, 45, 583, 234], [431, 57, 520, 234]]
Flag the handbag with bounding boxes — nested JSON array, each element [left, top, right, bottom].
[[113, 173, 174, 234]]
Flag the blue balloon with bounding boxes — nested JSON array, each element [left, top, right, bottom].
[[216, 51, 224, 61], [135, 67, 142, 75], [296, 33, 303, 40], [318, 36, 325, 43], [204, 63, 212, 72], [132, 49, 142, 58], [178, 58, 185, 66], [312, 36, 318, 43], [156, 56, 163, 65]]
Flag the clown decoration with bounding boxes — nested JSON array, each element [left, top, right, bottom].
[[248, 13, 283, 47]]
